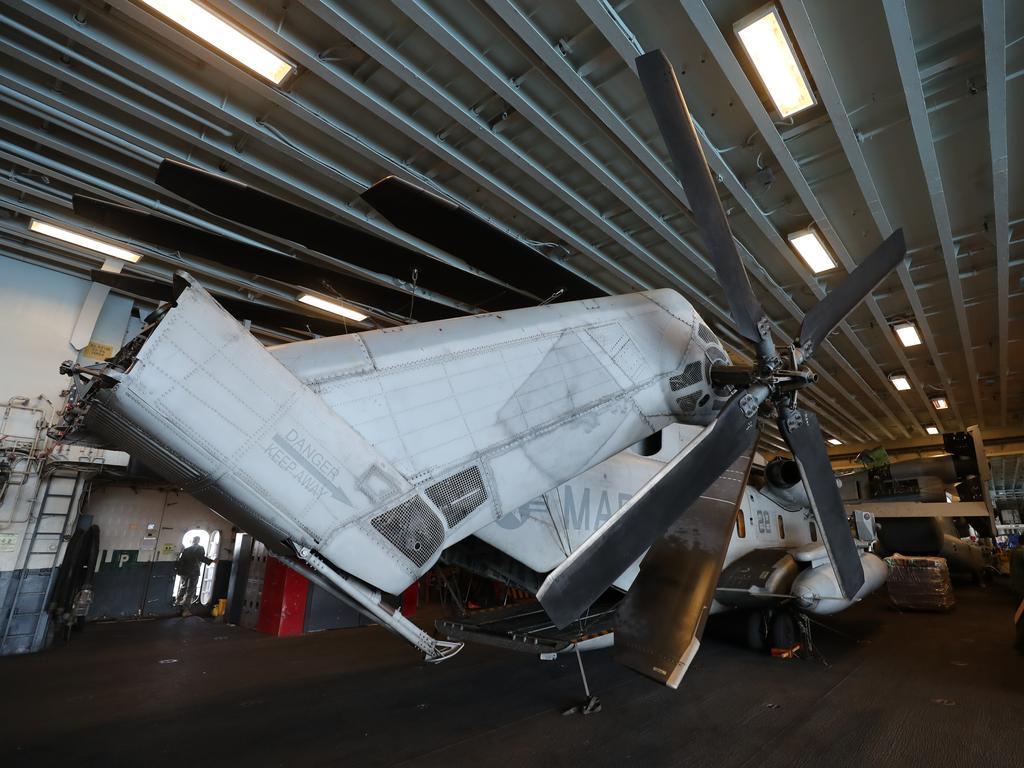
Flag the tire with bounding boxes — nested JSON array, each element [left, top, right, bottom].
[[746, 610, 767, 651], [770, 612, 797, 649]]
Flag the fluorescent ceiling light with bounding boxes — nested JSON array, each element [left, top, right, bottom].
[[930, 397, 949, 410], [734, 5, 816, 118], [787, 229, 835, 273], [889, 374, 911, 392], [893, 321, 922, 347], [298, 293, 367, 322], [827, 438, 842, 446], [140, 0, 294, 84], [925, 426, 940, 435], [30, 219, 141, 263]]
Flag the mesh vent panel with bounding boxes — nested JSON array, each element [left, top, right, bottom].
[[697, 324, 718, 344], [670, 361, 704, 391], [425, 466, 488, 528], [371, 496, 444, 568], [676, 392, 701, 415]]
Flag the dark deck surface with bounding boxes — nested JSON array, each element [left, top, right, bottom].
[[2, 583, 1021, 767]]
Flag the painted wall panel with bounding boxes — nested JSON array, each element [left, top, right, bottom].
[[83, 486, 233, 619], [0, 257, 133, 579]]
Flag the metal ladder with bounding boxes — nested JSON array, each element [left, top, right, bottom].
[[0, 470, 84, 654]]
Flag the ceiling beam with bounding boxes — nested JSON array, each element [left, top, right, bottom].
[[483, 0, 900, 443], [5, 1, 867, 441], [369, 0, 876, 442], [827, 425, 1024, 471], [0, 82, 465, 324], [982, 0, 1009, 426], [781, 0, 962, 432], [280, 0, 877, 441], [572, 0, 902, 440], [881, 0, 986, 426], [6, 4, 487, 317], [681, 0, 933, 438]]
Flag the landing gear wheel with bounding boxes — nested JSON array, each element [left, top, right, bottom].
[[770, 612, 797, 650], [745, 610, 767, 651]]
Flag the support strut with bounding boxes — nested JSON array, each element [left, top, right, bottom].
[[295, 546, 463, 663]]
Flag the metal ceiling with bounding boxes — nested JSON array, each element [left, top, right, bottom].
[[0, 0, 1021, 458]]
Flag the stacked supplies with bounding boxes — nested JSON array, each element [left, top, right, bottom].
[[885, 554, 955, 611]]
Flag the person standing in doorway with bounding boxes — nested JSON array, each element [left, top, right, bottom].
[[175, 536, 213, 616]]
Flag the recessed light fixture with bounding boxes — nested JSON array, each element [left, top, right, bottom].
[[925, 426, 940, 435], [889, 373, 911, 391], [930, 397, 949, 410], [787, 228, 835, 273], [827, 437, 842, 446], [734, 5, 816, 118], [893, 321, 922, 348], [298, 293, 367, 322], [29, 219, 141, 263], [139, 0, 295, 85]]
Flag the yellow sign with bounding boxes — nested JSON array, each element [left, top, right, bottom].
[[161, 543, 177, 555], [82, 341, 115, 361]]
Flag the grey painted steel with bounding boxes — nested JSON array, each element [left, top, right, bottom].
[[0, 472, 83, 655], [573, 0, 902, 441], [982, 0, 1009, 426], [0, 568, 55, 655], [204, 5, 870, 445], [4, 4, 477, 319], [881, 0, 985, 425], [488, 0, 888, 444], [225, 533, 254, 627], [2, 0, 921, 444], [681, 0, 929, 436], [780, 0, 961, 431]]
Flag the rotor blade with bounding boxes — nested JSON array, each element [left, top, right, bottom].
[[537, 388, 764, 628], [636, 50, 766, 343], [73, 195, 459, 322], [797, 229, 906, 359], [778, 408, 865, 599], [616, 446, 756, 688], [360, 176, 604, 303], [156, 160, 526, 310], [89, 271, 349, 336], [90, 270, 173, 303]]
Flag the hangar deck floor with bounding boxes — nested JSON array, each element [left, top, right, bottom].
[[2, 583, 1021, 768]]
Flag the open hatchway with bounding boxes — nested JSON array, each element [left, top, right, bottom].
[[170, 527, 222, 609], [82, 486, 232, 620]]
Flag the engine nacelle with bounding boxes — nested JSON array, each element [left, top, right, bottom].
[[761, 458, 811, 510], [791, 552, 887, 615]]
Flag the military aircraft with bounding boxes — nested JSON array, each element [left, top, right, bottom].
[[440, 423, 888, 662], [839, 438, 996, 581], [53, 50, 906, 688]]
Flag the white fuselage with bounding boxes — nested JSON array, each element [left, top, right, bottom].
[[83, 276, 732, 595], [476, 424, 886, 616]]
